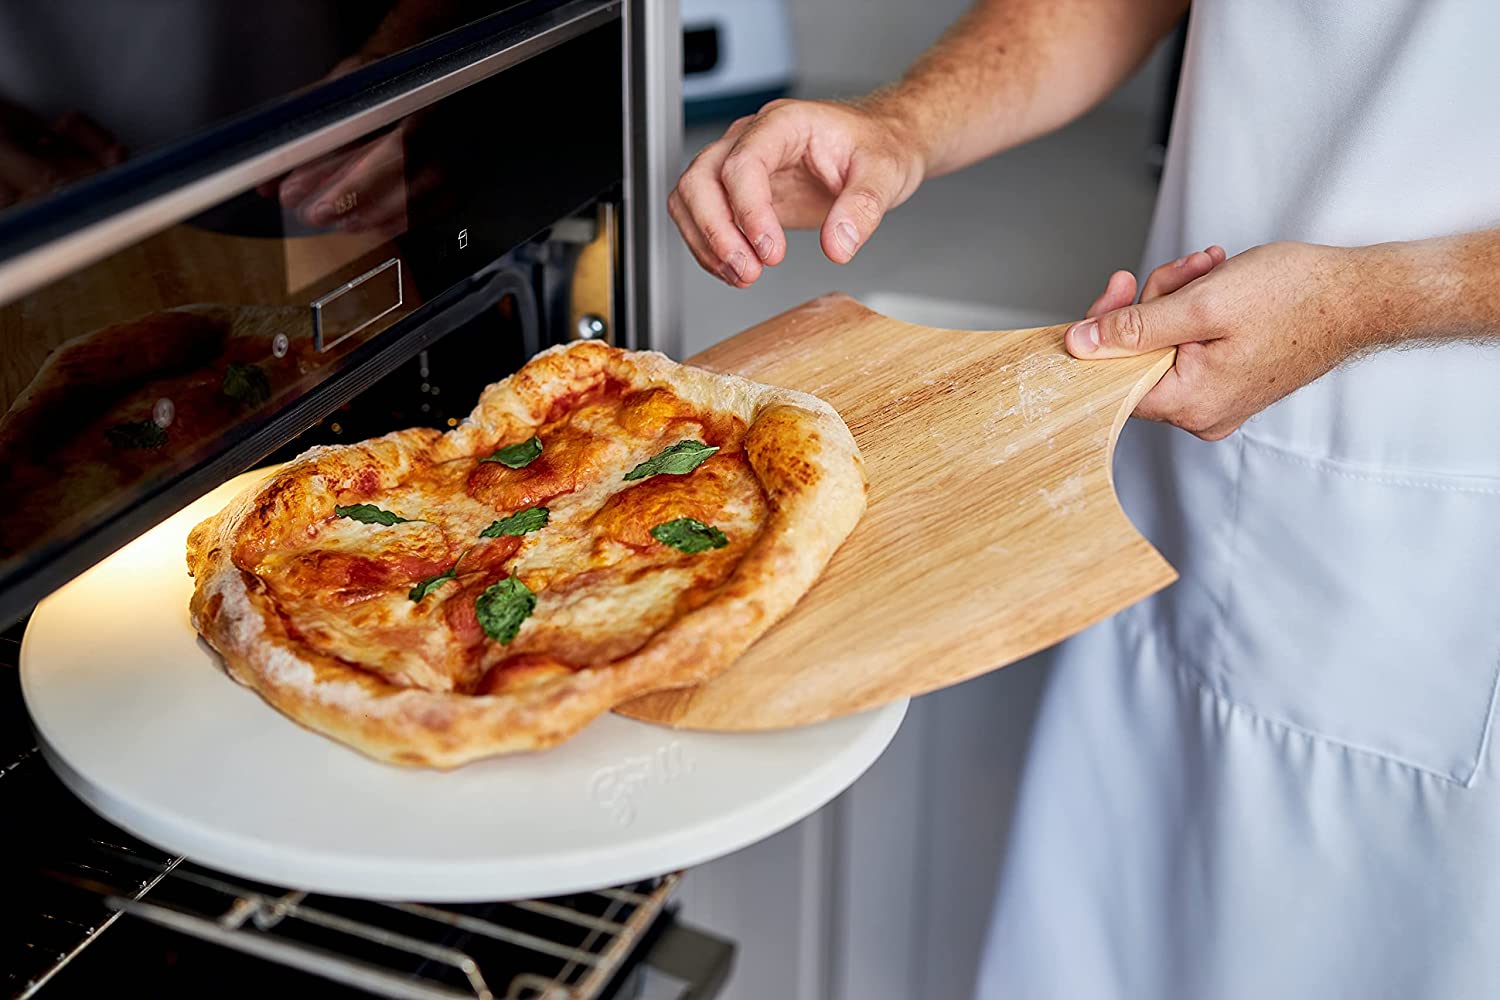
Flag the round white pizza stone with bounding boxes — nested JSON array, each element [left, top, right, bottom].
[[22, 471, 905, 901]]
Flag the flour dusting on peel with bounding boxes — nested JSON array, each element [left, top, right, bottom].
[[1038, 472, 1085, 515]]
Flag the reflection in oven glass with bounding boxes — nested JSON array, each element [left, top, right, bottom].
[[0, 1, 535, 218], [271, 289, 537, 461], [0, 304, 315, 563]]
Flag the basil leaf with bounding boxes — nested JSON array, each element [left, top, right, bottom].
[[651, 517, 728, 553], [105, 419, 167, 450], [481, 435, 543, 468], [475, 576, 536, 644], [409, 565, 458, 602], [623, 440, 719, 481], [222, 362, 271, 407], [480, 506, 550, 538], [334, 503, 417, 526]]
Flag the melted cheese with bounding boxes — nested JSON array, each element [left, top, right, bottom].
[[253, 383, 765, 695], [588, 453, 751, 548]]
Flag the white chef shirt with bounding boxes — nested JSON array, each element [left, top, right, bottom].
[[979, 2, 1500, 997]]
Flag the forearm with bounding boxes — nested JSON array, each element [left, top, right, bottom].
[[861, 0, 1188, 178], [1352, 229, 1500, 350]]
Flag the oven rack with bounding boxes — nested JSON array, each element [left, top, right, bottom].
[[62, 859, 681, 1000], [3, 621, 697, 1000]]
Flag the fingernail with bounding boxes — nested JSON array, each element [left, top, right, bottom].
[[754, 233, 774, 261], [1067, 319, 1100, 355], [724, 251, 748, 282], [835, 221, 859, 257], [717, 260, 740, 285]]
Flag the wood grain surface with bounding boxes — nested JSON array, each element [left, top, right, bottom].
[[618, 293, 1176, 731]]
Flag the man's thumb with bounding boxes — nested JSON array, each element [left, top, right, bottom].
[[821, 158, 898, 264], [1065, 299, 1182, 359]]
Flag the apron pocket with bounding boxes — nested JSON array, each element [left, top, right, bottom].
[[1210, 436, 1500, 785]]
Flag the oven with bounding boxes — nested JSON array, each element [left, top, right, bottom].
[[0, 2, 734, 996]]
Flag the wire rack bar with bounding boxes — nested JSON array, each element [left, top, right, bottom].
[[104, 867, 677, 999], [509, 900, 629, 936], [111, 896, 481, 1000], [566, 876, 678, 997], [596, 887, 654, 906], [388, 902, 610, 967]]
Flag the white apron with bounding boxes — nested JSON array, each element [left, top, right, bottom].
[[978, 2, 1500, 997]]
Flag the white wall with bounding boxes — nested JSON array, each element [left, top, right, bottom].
[[788, 0, 970, 92]]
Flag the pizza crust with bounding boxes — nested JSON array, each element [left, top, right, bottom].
[[187, 341, 866, 767]]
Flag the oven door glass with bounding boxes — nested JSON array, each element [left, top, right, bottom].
[[0, 10, 621, 622], [0, 1, 564, 222]]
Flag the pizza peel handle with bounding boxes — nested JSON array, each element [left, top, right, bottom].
[[619, 292, 1177, 731]]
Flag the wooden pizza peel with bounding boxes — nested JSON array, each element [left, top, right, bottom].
[[619, 293, 1176, 731]]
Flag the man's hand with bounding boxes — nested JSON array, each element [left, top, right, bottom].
[[667, 1, 1187, 287], [267, 126, 412, 237], [668, 99, 925, 287], [1065, 242, 1382, 440]]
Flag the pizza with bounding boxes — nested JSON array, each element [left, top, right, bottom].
[[186, 340, 866, 767]]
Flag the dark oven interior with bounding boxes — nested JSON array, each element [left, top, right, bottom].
[[1, 2, 726, 997]]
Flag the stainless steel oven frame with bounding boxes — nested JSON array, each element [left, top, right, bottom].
[[623, 0, 684, 358]]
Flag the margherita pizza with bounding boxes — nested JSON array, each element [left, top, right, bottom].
[[186, 341, 865, 767]]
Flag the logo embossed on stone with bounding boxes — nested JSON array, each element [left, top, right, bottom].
[[588, 742, 695, 826]]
